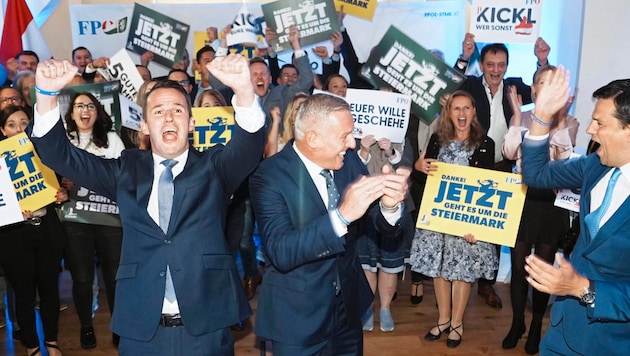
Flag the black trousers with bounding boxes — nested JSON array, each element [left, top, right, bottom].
[[0, 213, 63, 348], [63, 222, 122, 327]]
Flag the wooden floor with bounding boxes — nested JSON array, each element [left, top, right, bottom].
[[1, 268, 548, 355]]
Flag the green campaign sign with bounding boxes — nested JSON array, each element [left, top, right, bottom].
[[361, 26, 465, 125], [126, 3, 189, 68], [58, 186, 122, 227], [262, 0, 340, 53]]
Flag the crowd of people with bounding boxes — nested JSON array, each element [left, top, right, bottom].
[[0, 8, 628, 356]]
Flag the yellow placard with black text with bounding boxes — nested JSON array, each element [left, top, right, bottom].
[[334, 0, 377, 21], [0, 133, 60, 212], [416, 163, 527, 247], [191, 107, 235, 151]]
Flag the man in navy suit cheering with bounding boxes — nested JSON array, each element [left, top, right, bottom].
[[30, 54, 265, 355], [522, 68, 630, 355], [250, 94, 410, 355]]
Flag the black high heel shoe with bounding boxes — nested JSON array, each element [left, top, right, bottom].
[[524, 320, 542, 354], [410, 280, 424, 304], [446, 323, 463, 348], [424, 319, 450, 341], [502, 321, 526, 349]]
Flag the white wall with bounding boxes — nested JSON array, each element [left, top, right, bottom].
[[573, 0, 630, 150]]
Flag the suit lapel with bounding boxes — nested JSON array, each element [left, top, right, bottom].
[[169, 149, 200, 234], [282, 145, 328, 213], [585, 196, 630, 252], [132, 151, 164, 237]]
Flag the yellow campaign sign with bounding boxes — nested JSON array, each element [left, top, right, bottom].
[[416, 163, 527, 247], [191, 107, 235, 151], [334, 0, 377, 21], [0, 133, 60, 211]]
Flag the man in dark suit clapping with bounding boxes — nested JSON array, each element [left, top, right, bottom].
[[250, 94, 410, 355]]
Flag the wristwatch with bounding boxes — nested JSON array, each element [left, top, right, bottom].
[[579, 280, 596, 305]]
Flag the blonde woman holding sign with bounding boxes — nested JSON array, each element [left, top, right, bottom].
[[410, 90, 498, 348]]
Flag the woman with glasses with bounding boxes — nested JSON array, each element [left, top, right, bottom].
[[61, 92, 125, 349], [0, 106, 66, 356]]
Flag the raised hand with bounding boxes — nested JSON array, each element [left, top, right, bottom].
[[462, 33, 476, 59], [534, 37, 551, 66], [207, 54, 254, 106], [35, 60, 78, 114], [312, 46, 329, 60], [531, 66, 570, 132], [507, 85, 523, 127], [289, 24, 301, 51]]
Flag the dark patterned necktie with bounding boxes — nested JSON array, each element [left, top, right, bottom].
[[320, 169, 339, 210]]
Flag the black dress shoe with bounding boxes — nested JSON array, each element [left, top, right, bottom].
[[446, 323, 463, 348], [502, 322, 526, 349], [80, 326, 97, 349]]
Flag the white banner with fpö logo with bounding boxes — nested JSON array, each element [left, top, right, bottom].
[[469, 0, 543, 44]]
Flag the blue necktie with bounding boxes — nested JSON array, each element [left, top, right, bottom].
[[320, 169, 339, 210], [585, 168, 621, 239], [159, 159, 178, 302]]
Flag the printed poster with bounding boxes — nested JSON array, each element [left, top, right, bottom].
[[228, 4, 259, 47], [345, 88, 410, 143], [0, 133, 60, 212], [360, 26, 465, 125], [126, 3, 190, 68], [333, 0, 377, 21], [0, 159, 25, 227], [58, 185, 121, 227], [416, 163, 527, 247], [262, 0, 340, 53], [104, 48, 145, 102], [190, 107, 235, 151], [469, 0, 543, 44]]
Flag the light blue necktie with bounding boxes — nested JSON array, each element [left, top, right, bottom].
[[320, 169, 339, 210], [585, 168, 621, 239], [159, 159, 178, 302]]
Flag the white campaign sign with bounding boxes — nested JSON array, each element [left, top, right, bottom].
[[469, 0, 543, 44], [346, 88, 410, 143]]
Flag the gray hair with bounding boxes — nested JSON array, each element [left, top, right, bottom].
[[294, 94, 350, 140]]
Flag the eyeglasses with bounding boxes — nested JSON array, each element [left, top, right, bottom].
[[0, 96, 23, 105], [74, 103, 97, 112], [281, 74, 298, 79], [177, 80, 190, 86]]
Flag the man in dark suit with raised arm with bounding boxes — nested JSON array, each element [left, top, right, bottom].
[[30, 54, 265, 355], [250, 94, 410, 355]]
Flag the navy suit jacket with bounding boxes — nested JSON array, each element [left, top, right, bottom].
[[522, 137, 630, 355], [459, 76, 532, 133], [31, 118, 265, 341], [250, 142, 402, 345]]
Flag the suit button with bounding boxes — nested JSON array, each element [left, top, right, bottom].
[[159, 270, 166, 277], [164, 239, 171, 244]]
